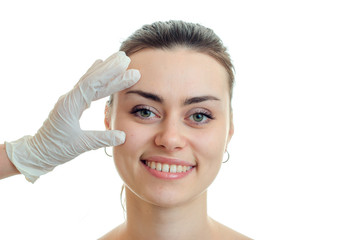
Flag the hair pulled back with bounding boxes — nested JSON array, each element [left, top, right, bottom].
[[109, 20, 235, 104], [112, 21, 235, 211]]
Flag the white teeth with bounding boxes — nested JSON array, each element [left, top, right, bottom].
[[170, 165, 177, 173], [151, 161, 156, 169], [156, 162, 162, 171], [145, 161, 193, 173], [162, 164, 170, 172]]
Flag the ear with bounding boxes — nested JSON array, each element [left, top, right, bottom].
[[104, 103, 111, 130], [226, 110, 235, 147]]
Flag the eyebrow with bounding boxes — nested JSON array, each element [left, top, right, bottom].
[[125, 90, 220, 105], [184, 95, 220, 105], [126, 90, 163, 103]]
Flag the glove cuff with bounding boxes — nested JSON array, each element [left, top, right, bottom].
[[5, 136, 48, 183]]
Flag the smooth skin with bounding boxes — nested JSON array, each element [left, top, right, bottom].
[[102, 48, 251, 240]]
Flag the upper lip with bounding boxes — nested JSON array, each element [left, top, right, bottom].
[[141, 156, 196, 167]]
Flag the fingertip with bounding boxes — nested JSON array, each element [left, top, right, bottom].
[[113, 131, 126, 146], [118, 51, 126, 57], [94, 59, 103, 64], [124, 69, 141, 83], [83, 130, 126, 149], [106, 51, 130, 65], [132, 69, 141, 80], [107, 69, 141, 92]]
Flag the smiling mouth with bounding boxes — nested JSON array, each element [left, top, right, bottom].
[[141, 160, 194, 173]]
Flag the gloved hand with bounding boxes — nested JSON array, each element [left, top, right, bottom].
[[5, 51, 140, 183]]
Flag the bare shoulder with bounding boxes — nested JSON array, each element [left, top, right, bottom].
[[98, 224, 124, 240], [211, 218, 253, 240]]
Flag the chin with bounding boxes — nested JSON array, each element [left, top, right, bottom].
[[129, 181, 203, 209]]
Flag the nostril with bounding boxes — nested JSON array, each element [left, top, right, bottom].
[[154, 133, 187, 151]]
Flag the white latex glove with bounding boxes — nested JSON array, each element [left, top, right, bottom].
[[5, 51, 140, 183]]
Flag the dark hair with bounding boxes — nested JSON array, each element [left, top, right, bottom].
[[108, 20, 235, 105]]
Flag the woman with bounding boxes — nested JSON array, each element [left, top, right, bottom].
[[1, 20, 251, 239], [101, 20, 250, 240]]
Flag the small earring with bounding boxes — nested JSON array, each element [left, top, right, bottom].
[[223, 150, 230, 163], [104, 147, 112, 157]]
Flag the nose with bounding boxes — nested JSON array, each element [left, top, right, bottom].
[[154, 118, 187, 152]]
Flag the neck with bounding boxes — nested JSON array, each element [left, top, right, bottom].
[[122, 187, 213, 240]]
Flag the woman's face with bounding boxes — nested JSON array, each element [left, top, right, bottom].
[[105, 47, 234, 207]]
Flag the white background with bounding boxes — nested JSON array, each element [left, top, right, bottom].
[[0, 0, 359, 239]]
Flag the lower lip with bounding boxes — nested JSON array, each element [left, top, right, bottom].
[[141, 162, 195, 180]]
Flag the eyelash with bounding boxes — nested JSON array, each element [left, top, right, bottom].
[[188, 109, 214, 125], [130, 105, 157, 120], [129, 105, 214, 125]]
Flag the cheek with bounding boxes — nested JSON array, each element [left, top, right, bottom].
[[192, 126, 228, 167], [189, 127, 227, 191], [110, 114, 153, 179], [111, 112, 151, 154]]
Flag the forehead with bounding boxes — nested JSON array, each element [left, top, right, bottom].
[[126, 48, 229, 99]]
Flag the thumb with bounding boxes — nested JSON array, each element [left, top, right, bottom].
[[83, 130, 126, 149]]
